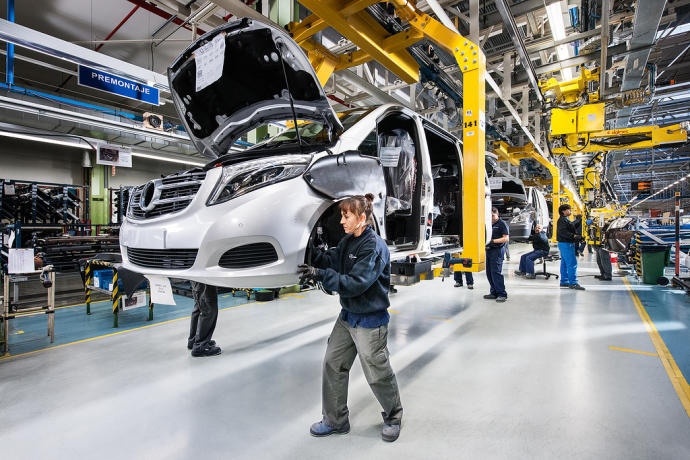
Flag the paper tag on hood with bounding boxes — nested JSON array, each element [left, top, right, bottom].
[[194, 33, 226, 92]]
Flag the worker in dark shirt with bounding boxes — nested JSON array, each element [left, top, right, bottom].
[[556, 204, 585, 290], [484, 207, 510, 302], [595, 221, 613, 281], [298, 193, 403, 443], [515, 224, 550, 279]]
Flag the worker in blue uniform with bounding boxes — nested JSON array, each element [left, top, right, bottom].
[[297, 194, 403, 443], [484, 207, 510, 302], [556, 204, 585, 290], [514, 224, 550, 279]]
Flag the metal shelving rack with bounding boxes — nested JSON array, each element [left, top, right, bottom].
[[1, 268, 56, 355]]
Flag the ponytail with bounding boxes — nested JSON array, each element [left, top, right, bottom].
[[339, 193, 376, 228]]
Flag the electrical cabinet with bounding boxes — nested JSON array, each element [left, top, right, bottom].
[[550, 108, 577, 135], [577, 103, 605, 133]]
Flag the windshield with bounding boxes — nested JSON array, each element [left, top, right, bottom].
[[252, 109, 371, 149], [493, 195, 528, 216], [495, 179, 526, 196]]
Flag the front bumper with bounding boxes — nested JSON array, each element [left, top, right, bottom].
[[119, 168, 329, 288]]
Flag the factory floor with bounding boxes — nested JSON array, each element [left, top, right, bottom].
[[1, 245, 689, 459]]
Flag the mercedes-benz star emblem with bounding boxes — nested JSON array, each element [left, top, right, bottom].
[[140, 180, 157, 212]]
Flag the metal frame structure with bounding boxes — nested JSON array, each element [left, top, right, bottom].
[[2, 268, 55, 355], [292, 0, 488, 271]]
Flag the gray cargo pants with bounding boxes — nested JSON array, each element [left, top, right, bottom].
[[322, 316, 403, 428], [188, 282, 218, 351]]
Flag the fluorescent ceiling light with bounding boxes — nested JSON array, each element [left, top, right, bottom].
[[546, 2, 566, 41], [0, 130, 95, 150], [132, 151, 205, 167], [545, 1, 573, 81]]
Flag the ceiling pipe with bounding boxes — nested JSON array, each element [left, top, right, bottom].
[[493, 0, 543, 103], [56, 3, 143, 92], [96, 4, 140, 52], [126, 0, 207, 35], [5, 0, 14, 85], [599, 0, 610, 96]]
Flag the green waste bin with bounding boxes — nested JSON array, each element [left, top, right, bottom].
[[640, 244, 670, 285]]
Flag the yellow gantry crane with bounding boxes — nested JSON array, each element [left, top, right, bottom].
[[540, 67, 688, 157], [289, 0, 487, 271], [540, 66, 688, 242]]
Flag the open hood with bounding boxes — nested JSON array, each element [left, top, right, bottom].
[[168, 18, 342, 159]]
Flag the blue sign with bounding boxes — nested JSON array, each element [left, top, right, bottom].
[[78, 66, 159, 105]]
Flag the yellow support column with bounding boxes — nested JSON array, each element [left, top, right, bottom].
[[458, 52, 487, 271], [392, 3, 487, 271]]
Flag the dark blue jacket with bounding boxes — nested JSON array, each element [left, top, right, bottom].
[[312, 225, 390, 315], [529, 231, 550, 252]]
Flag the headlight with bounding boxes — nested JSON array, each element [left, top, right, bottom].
[[207, 155, 310, 205], [511, 213, 530, 223]]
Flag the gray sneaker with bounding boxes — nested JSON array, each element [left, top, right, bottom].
[[496, 296, 508, 303], [569, 284, 586, 290], [382, 423, 401, 442], [525, 274, 536, 279]]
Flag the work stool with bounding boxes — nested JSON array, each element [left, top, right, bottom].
[[534, 252, 560, 280]]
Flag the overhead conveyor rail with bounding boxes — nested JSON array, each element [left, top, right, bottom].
[[292, 0, 488, 271]]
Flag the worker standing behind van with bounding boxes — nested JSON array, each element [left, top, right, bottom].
[[483, 207, 509, 302]]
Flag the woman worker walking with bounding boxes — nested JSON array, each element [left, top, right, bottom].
[[297, 193, 403, 442]]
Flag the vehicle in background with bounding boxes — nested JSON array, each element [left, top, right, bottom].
[[119, 19, 492, 288], [485, 152, 498, 177], [490, 178, 550, 241]]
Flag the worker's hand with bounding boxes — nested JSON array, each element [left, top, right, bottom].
[[297, 264, 322, 284]]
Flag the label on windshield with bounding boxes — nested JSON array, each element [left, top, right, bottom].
[[195, 34, 226, 92]]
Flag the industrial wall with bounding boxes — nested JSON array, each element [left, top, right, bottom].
[[0, 139, 84, 184], [0, 139, 185, 187]]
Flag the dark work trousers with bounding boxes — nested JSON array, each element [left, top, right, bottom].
[[519, 249, 549, 275], [486, 246, 507, 297], [322, 316, 403, 428], [596, 247, 613, 278], [188, 282, 218, 351], [454, 270, 474, 285]]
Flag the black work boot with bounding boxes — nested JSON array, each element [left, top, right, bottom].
[[191, 343, 222, 357]]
